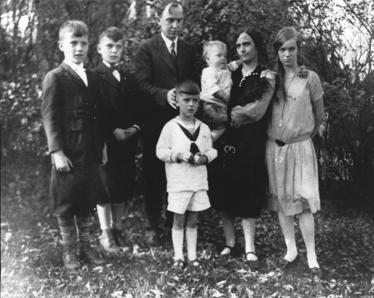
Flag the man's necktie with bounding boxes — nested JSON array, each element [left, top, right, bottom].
[[170, 41, 177, 60]]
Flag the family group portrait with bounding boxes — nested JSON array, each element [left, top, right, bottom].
[[1, 0, 373, 297]]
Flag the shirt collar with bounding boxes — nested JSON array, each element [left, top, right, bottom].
[[64, 60, 85, 72], [161, 32, 178, 53], [175, 116, 200, 129], [103, 61, 120, 69]]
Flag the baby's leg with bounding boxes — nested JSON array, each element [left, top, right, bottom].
[[186, 211, 199, 261], [172, 213, 185, 261]]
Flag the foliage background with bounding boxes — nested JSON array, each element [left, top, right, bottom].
[[1, 0, 373, 204]]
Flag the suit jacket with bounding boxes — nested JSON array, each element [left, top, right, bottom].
[[94, 62, 140, 157], [135, 33, 202, 128], [41, 63, 102, 161]]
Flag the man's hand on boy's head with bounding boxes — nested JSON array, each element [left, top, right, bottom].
[[167, 88, 177, 109], [52, 150, 73, 172]]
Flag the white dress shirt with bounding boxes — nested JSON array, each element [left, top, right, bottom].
[[161, 32, 178, 55], [64, 60, 87, 86], [103, 61, 121, 82]]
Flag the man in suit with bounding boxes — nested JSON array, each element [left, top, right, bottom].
[[135, 1, 201, 244]]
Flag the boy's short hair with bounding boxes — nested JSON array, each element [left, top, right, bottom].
[[99, 26, 123, 43], [59, 20, 88, 41], [176, 80, 200, 95], [202, 40, 227, 62]]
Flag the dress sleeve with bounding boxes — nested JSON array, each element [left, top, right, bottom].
[[231, 71, 275, 125], [308, 71, 324, 102]]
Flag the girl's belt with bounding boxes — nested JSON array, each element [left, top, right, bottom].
[[268, 133, 311, 147]]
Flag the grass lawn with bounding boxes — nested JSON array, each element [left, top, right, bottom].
[[1, 156, 374, 297]]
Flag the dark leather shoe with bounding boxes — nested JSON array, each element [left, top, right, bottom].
[[78, 242, 106, 265], [310, 267, 322, 280], [112, 229, 127, 248], [278, 255, 299, 269], [61, 245, 80, 270]]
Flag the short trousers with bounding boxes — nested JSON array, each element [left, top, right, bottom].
[[167, 190, 211, 214]]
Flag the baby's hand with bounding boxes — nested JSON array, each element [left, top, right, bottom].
[[177, 152, 193, 163], [227, 60, 242, 72]]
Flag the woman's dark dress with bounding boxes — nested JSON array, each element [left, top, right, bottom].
[[209, 65, 269, 218]]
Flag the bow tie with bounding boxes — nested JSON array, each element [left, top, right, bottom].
[[109, 64, 121, 72]]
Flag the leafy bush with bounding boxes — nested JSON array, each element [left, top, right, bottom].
[[1, 74, 45, 158]]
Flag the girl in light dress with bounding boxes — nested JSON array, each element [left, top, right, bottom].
[[266, 27, 325, 278]]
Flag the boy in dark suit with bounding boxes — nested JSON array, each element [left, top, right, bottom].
[[95, 27, 141, 252], [135, 1, 202, 244], [41, 20, 106, 269]]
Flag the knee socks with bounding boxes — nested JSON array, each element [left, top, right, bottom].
[[111, 203, 125, 230], [57, 216, 76, 245], [97, 204, 111, 231], [186, 227, 197, 261], [172, 228, 184, 261], [76, 216, 92, 244]]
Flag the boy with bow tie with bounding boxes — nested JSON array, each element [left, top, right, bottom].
[[94, 26, 141, 252]]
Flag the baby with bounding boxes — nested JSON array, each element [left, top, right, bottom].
[[200, 40, 233, 142]]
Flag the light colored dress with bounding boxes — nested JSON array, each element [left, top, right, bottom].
[[266, 70, 324, 216]]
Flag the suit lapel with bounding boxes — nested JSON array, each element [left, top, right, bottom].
[[156, 34, 177, 75], [97, 63, 121, 89], [61, 63, 87, 88]]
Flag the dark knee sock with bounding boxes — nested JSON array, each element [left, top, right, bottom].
[[57, 215, 76, 245], [76, 216, 92, 243]]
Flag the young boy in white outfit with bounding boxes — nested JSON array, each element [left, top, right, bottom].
[[200, 40, 233, 142], [156, 80, 217, 269]]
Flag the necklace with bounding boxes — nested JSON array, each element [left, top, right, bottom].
[[279, 73, 297, 128]]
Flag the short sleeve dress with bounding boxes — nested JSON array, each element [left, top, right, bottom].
[[209, 65, 270, 218], [266, 70, 324, 216]]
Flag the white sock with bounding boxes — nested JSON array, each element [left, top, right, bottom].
[[97, 204, 111, 231], [186, 227, 197, 261], [172, 228, 184, 260]]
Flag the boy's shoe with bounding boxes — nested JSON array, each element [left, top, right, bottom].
[[100, 230, 120, 253], [78, 242, 106, 265], [61, 244, 80, 270], [187, 259, 202, 270], [112, 228, 127, 248], [172, 259, 186, 270]]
